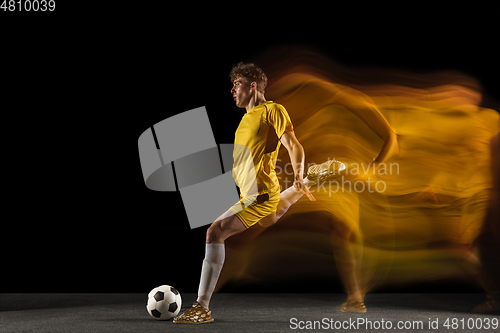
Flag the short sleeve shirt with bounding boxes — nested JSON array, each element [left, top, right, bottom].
[[233, 101, 293, 197]]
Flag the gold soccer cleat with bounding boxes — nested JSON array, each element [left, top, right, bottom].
[[173, 301, 214, 324], [337, 300, 367, 313], [305, 159, 346, 186]]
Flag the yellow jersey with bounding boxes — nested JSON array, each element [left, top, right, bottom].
[[232, 101, 293, 199]]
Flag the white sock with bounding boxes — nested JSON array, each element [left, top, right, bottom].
[[196, 243, 225, 309]]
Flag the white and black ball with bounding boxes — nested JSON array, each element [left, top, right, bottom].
[[146, 285, 182, 320]]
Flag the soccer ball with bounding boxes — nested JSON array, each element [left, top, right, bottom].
[[146, 285, 182, 320]]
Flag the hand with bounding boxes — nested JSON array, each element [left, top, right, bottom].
[[294, 176, 316, 201]]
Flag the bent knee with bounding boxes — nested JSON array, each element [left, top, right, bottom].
[[206, 222, 223, 243]]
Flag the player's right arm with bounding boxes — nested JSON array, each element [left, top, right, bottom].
[[280, 131, 315, 201]]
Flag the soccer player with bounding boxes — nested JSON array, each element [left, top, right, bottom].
[[174, 63, 318, 324]]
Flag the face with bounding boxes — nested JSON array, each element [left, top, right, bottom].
[[230, 77, 254, 108]]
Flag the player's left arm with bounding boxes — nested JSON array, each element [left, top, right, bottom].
[[280, 131, 315, 201]]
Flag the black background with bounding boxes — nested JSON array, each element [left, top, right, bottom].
[[2, 5, 498, 293]]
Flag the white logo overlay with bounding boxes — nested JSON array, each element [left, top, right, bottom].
[[138, 106, 256, 229]]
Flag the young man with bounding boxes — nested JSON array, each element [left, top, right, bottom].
[[173, 63, 326, 324]]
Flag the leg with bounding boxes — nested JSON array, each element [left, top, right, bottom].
[[197, 211, 246, 308], [206, 210, 248, 244], [275, 185, 306, 220], [198, 188, 298, 305], [174, 211, 247, 324], [176, 188, 292, 324], [331, 224, 363, 304], [257, 187, 303, 227], [259, 184, 310, 228], [317, 187, 364, 311]]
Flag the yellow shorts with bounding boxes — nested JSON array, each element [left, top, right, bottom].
[[229, 191, 280, 228]]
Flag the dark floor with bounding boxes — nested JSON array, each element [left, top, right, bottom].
[[0, 293, 498, 332]]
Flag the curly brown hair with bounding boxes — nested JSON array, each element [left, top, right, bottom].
[[230, 62, 268, 93]]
